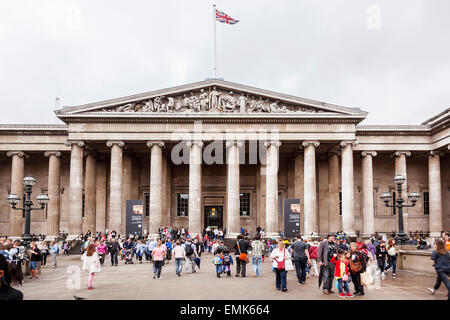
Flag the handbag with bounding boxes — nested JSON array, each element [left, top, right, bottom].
[[342, 274, 349, 282], [237, 242, 248, 263], [277, 250, 286, 270]]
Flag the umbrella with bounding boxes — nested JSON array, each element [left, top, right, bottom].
[[318, 265, 324, 289]]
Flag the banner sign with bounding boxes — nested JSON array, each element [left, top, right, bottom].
[[283, 198, 301, 238], [126, 200, 143, 237]]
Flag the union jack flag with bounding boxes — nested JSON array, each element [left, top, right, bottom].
[[215, 9, 239, 25]]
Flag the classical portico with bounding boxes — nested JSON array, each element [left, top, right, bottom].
[[0, 80, 449, 238]]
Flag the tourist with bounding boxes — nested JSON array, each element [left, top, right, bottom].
[[251, 235, 264, 277], [330, 252, 352, 298], [96, 240, 107, 265], [165, 238, 173, 264], [182, 239, 198, 273], [151, 239, 166, 279], [318, 234, 337, 294], [81, 244, 101, 290], [308, 240, 319, 277], [29, 242, 41, 279], [123, 238, 135, 264], [62, 241, 70, 255], [270, 240, 293, 292], [444, 233, 450, 251], [385, 239, 399, 278], [213, 249, 223, 278], [38, 241, 49, 267], [107, 238, 120, 266], [290, 234, 310, 284], [0, 244, 9, 261], [234, 234, 250, 277], [427, 239, 449, 300], [222, 249, 233, 277], [376, 240, 387, 279], [173, 240, 185, 277], [0, 255, 23, 300], [135, 240, 145, 264], [49, 240, 59, 268], [147, 237, 157, 262], [349, 242, 367, 296]]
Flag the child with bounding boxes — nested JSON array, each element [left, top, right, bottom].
[[81, 244, 101, 290], [222, 249, 234, 277], [330, 252, 353, 298], [213, 249, 223, 278]]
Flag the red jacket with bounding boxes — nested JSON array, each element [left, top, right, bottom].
[[309, 246, 318, 259], [330, 256, 350, 278]]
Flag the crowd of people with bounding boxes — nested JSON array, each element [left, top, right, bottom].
[[0, 229, 449, 300]]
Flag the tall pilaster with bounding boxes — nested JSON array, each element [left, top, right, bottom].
[[147, 141, 165, 237], [328, 152, 340, 233], [122, 153, 133, 234], [264, 140, 281, 238], [187, 140, 203, 237], [65, 140, 85, 237], [428, 151, 443, 237], [361, 151, 377, 237], [7, 151, 27, 236], [393, 151, 411, 234], [225, 140, 243, 238], [107, 140, 124, 234], [302, 141, 320, 236], [44, 151, 61, 236], [340, 141, 357, 237], [83, 151, 97, 234]]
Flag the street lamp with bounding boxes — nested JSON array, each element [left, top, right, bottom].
[[7, 176, 49, 247], [380, 175, 420, 244]]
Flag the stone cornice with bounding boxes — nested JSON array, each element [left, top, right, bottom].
[[0, 125, 67, 136]]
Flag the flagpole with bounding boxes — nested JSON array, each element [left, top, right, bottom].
[[213, 4, 217, 79]]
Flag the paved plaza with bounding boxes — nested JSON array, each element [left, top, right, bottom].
[[14, 253, 447, 300]]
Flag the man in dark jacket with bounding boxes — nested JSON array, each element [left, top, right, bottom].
[[233, 235, 250, 277], [290, 235, 310, 284], [107, 238, 120, 266], [317, 234, 337, 294]]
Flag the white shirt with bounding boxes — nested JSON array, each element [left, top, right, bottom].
[[270, 248, 292, 269]]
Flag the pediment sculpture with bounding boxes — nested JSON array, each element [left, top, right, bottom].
[[100, 86, 324, 114]]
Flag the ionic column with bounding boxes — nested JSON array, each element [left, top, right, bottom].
[[302, 141, 320, 236], [7, 151, 27, 236], [294, 154, 304, 233], [65, 140, 85, 237], [187, 140, 203, 237], [95, 161, 107, 233], [393, 151, 411, 234], [83, 151, 97, 234], [328, 152, 340, 233], [225, 140, 243, 238], [147, 141, 165, 237], [340, 141, 357, 236], [428, 151, 443, 237], [107, 140, 124, 234], [264, 140, 281, 238], [122, 153, 133, 234], [361, 151, 377, 237], [44, 151, 61, 237]]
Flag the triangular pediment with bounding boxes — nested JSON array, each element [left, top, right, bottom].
[[56, 79, 367, 119]]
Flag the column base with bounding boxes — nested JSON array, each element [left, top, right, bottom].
[[429, 232, 442, 238]]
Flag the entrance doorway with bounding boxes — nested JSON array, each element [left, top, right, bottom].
[[204, 206, 223, 230]]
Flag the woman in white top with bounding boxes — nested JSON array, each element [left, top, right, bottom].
[[81, 244, 101, 290], [270, 240, 293, 292]]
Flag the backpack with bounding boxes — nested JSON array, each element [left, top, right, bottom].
[[223, 254, 231, 264], [213, 256, 222, 265], [349, 252, 363, 273], [185, 244, 194, 256]]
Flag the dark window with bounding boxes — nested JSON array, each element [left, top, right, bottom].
[[144, 193, 150, 216], [423, 192, 429, 215], [240, 193, 250, 216], [82, 194, 85, 217], [339, 192, 342, 216], [392, 192, 396, 215], [177, 194, 189, 217]]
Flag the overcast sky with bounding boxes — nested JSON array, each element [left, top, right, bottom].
[[0, 0, 449, 125]]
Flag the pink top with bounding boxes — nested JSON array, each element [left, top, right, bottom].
[[173, 246, 186, 259], [97, 244, 107, 254], [152, 246, 166, 261]]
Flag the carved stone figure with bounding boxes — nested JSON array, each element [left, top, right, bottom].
[[166, 97, 175, 112], [238, 93, 247, 113], [142, 100, 153, 112], [210, 86, 219, 110], [189, 92, 201, 112], [219, 91, 236, 111], [247, 97, 258, 112], [182, 94, 190, 108], [199, 89, 209, 111], [153, 96, 162, 112]]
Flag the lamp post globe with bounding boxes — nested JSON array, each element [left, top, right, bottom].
[[22, 175, 36, 187], [393, 174, 406, 186]]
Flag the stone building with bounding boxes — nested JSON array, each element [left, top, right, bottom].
[[0, 80, 448, 238]]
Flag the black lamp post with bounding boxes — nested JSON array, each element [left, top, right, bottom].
[[7, 176, 49, 248], [380, 174, 420, 245]]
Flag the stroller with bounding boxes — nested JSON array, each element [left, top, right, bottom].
[[124, 249, 134, 264]]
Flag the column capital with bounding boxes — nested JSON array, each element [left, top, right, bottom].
[[225, 140, 244, 148], [361, 151, 377, 157], [302, 140, 320, 148], [106, 140, 125, 148], [186, 140, 204, 148], [392, 151, 411, 158], [339, 140, 358, 148], [44, 151, 62, 158], [65, 140, 85, 148], [6, 151, 29, 159], [428, 150, 443, 157], [146, 140, 165, 148], [264, 140, 281, 148]]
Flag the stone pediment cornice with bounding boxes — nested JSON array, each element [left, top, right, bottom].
[[0, 124, 67, 135], [55, 79, 367, 123]]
